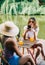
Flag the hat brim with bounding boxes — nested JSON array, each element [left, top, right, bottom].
[[0, 23, 19, 36]]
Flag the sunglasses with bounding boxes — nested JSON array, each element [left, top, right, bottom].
[[29, 20, 34, 23]]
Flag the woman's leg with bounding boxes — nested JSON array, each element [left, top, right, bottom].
[[34, 43, 45, 60], [27, 48, 34, 55], [19, 54, 36, 65], [22, 48, 24, 54], [24, 62, 31, 65], [34, 48, 40, 62], [31, 43, 45, 60]]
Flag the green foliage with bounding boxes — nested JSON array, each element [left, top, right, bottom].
[[39, 0, 45, 2], [15, 0, 21, 2], [0, 0, 45, 15], [16, 2, 23, 14], [28, 0, 33, 2], [0, 0, 5, 7], [8, 0, 14, 4]]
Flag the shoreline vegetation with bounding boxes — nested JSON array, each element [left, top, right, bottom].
[[0, 0, 45, 15]]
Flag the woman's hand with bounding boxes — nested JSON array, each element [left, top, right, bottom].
[[26, 29, 29, 33]]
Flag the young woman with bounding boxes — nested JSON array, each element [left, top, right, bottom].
[[24, 17, 39, 39], [4, 38, 36, 65], [23, 17, 45, 62], [0, 21, 19, 65]]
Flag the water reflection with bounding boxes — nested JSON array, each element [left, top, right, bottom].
[[0, 15, 45, 39]]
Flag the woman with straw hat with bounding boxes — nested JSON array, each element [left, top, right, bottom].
[[0, 21, 19, 48], [0, 21, 36, 65], [0, 21, 19, 65]]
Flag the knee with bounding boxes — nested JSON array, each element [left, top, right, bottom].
[[26, 55, 31, 59], [26, 55, 30, 58], [38, 43, 43, 48], [40, 44, 42, 47]]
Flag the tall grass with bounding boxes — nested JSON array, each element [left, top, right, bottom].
[[1, 0, 45, 15]]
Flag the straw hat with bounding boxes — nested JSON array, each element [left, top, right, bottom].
[[0, 21, 19, 36]]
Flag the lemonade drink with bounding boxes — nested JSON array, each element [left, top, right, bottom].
[[18, 41, 24, 46], [30, 37, 34, 42]]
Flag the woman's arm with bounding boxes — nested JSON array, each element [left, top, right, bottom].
[[23, 31, 26, 40], [23, 29, 29, 40], [0, 49, 9, 65], [35, 27, 39, 39], [34, 32, 36, 41], [13, 44, 23, 57], [1, 56, 10, 65]]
